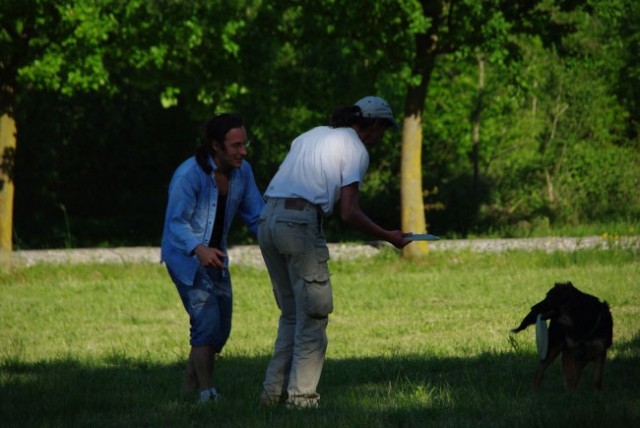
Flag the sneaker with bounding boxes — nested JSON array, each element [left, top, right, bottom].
[[198, 387, 222, 403], [259, 390, 287, 407], [285, 394, 319, 409]]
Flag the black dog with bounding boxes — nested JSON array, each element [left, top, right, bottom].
[[511, 282, 613, 390]]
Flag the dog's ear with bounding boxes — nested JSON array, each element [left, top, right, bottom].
[[553, 281, 577, 291], [545, 282, 575, 307], [553, 281, 574, 289]]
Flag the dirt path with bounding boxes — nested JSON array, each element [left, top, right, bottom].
[[11, 236, 637, 269]]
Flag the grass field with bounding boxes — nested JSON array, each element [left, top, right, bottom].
[[1, 246, 639, 427]]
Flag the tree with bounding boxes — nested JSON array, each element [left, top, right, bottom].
[[252, 0, 589, 256], [6, 0, 635, 251], [389, 0, 590, 256], [1, 1, 118, 257], [0, 113, 15, 266], [1, 0, 260, 252], [399, 1, 514, 256]]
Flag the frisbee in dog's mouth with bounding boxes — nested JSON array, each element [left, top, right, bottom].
[[536, 313, 549, 360]]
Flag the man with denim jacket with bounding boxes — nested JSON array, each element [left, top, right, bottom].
[[161, 113, 264, 403], [258, 97, 410, 408]]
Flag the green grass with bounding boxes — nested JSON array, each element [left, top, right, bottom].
[[464, 220, 640, 239], [1, 248, 639, 427]]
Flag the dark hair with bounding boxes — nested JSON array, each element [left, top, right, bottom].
[[195, 113, 244, 173], [330, 105, 380, 129]]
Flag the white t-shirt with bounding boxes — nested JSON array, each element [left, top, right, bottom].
[[265, 126, 369, 214]]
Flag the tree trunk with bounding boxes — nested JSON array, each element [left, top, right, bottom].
[[401, 61, 436, 259], [400, 2, 442, 259], [0, 113, 17, 268], [401, 103, 428, 259]]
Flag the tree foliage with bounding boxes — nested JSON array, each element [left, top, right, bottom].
[[1, 0, 638, 250]]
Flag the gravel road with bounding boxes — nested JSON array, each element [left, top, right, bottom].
[[11, 236, 637, 269]]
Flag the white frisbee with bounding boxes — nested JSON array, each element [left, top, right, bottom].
[[536, 314, 548, 360], [407, 233, 440, 241]]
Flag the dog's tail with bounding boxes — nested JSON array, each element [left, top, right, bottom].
[[600, 301, 614, 348]]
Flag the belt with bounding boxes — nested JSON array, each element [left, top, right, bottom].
[[281, 198, 324, 230], [283, 198, 311, 211]]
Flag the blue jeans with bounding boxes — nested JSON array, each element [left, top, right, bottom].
[[169, 265, 233, 352], [258, 198, 332, 406]]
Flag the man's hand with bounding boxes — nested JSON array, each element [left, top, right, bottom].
[[386, 230, 412, 249], [193, 245, 227, 269]]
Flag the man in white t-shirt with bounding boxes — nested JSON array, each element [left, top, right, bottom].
[[258, 96, 410, 408]]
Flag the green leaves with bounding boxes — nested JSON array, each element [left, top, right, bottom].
[[3, 0, 640, 247], [221, 20, 245, 56], [8, 1, 116, 95]]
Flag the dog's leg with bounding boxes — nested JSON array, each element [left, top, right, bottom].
[[562, 352, 579, 390], [593, 351, 607, 391], [574, 358, 590, 390], [533, 345, 561, 390]]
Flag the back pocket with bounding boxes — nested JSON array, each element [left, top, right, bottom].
[[274, 220, 309, 255]]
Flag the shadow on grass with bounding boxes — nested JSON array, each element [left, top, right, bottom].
[[2, 333, 639, 428]]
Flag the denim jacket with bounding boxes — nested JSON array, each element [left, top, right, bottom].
[[161, 155, 264, 285]]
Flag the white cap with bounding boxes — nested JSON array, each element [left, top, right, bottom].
[[354, 96, 399, 129]]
